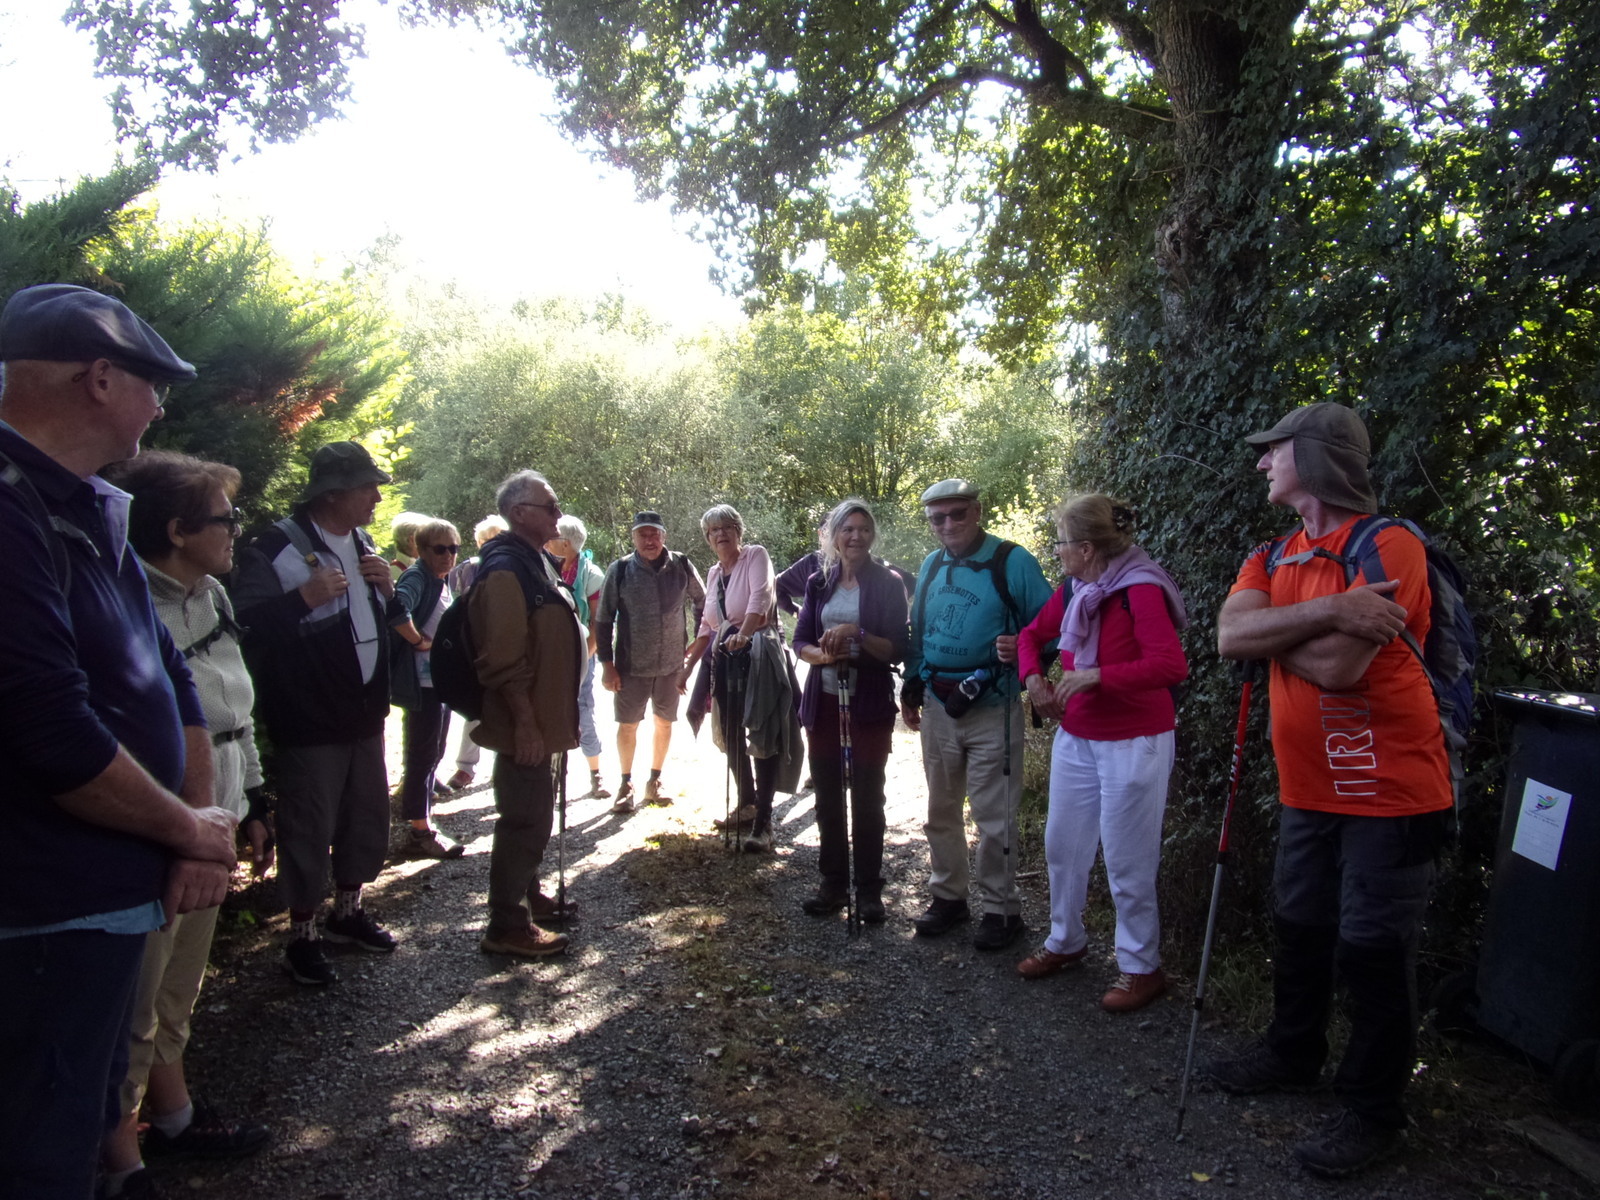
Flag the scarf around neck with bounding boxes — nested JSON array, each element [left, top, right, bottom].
[[1058, 545, 1188, 670]]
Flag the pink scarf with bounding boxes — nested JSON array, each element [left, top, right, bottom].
[[1058, 545, 1188, 669]]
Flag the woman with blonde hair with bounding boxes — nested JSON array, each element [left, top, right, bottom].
[[793, 498, 908, 921], [1015, 494, 1188, 1011]]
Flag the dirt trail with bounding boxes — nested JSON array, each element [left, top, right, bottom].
[[169, 704, 1593, 1200]]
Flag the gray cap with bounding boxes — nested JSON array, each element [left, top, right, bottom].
[[303, 441, 392, 501], [0, 284, 197, 381], [919, 478, 980, 505], [631, 510, 666, 531], [1245, 403, 1377, 513]]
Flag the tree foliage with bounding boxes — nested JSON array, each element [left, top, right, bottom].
[[0, 172, 408, 518]]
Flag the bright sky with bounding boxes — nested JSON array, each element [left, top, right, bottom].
[[0, 3, 742, 331]]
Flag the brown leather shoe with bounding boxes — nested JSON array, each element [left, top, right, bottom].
[[445, 769, 475, 791], [713, 804, 757, 830], [1100, 968, 1167, 1012], [480, 924, 570, 958], [527, 892, 579, 922], [1016, 946, 1087, 980]]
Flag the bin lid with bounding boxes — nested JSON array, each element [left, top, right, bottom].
[[1493, 689, 1600, 723]]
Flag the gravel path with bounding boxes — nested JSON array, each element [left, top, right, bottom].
[[169, 703, 1594, 1200]]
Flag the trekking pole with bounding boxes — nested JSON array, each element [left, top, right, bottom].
[[733, 646, 750, 855], [1001, 659, 1015, 894], [839, 643, 858, 937], [556, 749, 568, 919], [719, 646, 734, 851], [1176, 659, 1259, 1139]]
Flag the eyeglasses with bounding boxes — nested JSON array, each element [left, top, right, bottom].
[[195, 509, 244, 536], [428, 543, 461, 555], [115, 363, 172, 406], [514, 501, 562, 516], [69, 362, 172, 407], [926, 507, 972, 527]]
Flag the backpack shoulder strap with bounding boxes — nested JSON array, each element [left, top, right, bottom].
[[2, 448, 76, 593], [989, 540, 1021, 632], [274, 516, 317, 563]]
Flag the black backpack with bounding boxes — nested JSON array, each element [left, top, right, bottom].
[[430, 554, 552, 720]]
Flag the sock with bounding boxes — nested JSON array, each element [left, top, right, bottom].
[[104, 1165, 143, 1196], [621, 773, 632, 786], [290, 914, 317, 942], [150, 1101, 193, 1138], [334, 886, 361, 918], [649, 769, 662, 782], [591, 770, 602, 785]]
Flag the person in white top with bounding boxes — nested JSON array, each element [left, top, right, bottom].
[[689, 504, 780, 849]]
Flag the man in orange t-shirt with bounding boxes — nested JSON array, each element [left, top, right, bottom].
[[1205, 403, 1451, 1179]]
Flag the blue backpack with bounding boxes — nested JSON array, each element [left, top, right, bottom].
[[1265, 515, 1477, 804]]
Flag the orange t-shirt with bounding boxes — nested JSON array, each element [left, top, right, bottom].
[[1230, 519, 1451, 817]]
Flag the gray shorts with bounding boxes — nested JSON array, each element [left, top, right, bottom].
[[615, 671, 681, 725], [272, 735, 390, 911]]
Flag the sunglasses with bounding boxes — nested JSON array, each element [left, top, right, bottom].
[[926, 507, 972, 527], [428, 543, 461, 555], [194, 508, 244, 536]]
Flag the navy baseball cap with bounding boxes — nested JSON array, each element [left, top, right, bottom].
[[0, 284, 197, 382]]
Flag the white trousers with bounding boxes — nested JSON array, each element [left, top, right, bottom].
[[1044, 727, 1174, 973], [921, 699, 1025, 914]]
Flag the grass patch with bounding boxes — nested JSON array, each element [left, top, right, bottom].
[[623, 831, 988, 1198]]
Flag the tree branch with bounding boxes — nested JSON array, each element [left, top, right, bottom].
[[980, 1, 1096, 92], [828, 64, 1170, 149], [1082, 0, 1160, 71]]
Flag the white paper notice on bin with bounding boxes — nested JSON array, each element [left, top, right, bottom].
[[1510, 777, 1572, 871]]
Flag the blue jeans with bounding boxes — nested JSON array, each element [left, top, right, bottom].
[[0, 929, 146, 1199], [577, 654, 602, 759]]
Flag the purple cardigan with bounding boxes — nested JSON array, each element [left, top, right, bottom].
[[793, 557, 910, 730]]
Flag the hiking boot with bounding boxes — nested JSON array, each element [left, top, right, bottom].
[[141, 1099, 270, 1161], [1199, 1038, 1321, 1095], [713, 803, 757, 829], [108, 1167, 165, 1198], [643, 777, 672, 805], [283, 936, 337, 986], [913, 896, 971, 938], [802, 889, 849, 916], [528, 892, 579, 922], [587, 775, 612, 800], [741, 828, 774, 853], [1101, 968, 1167, 1012], [611, 781, 637, 814], [323, 909, 397, 953], [480, 924, 570, 958], [408, 827, 465, 859], [972, 912, 1026, 952], [445, 769, 475, 792], [1292, 1109, 1404, 1178], [856, 892, 887, 924], [432, 778, 452, 798], [1016, 945, 1087, 980]]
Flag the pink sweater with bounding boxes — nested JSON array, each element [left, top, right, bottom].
[[1017, 582, 1188, 741]]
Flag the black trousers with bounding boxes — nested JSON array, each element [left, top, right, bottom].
[[807, 690, 894, 897], [1265, 806, 1445, 1128]]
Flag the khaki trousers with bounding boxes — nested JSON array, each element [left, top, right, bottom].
[[118, 904, 220, 1116], [920, 698, 1024, 915]]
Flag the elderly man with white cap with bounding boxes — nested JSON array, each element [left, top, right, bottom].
[[901, 479, 1052, 951], [0, 284, 239, 1199], [1206, 402, 1452, 1178], [232, 440, 408, 987]]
